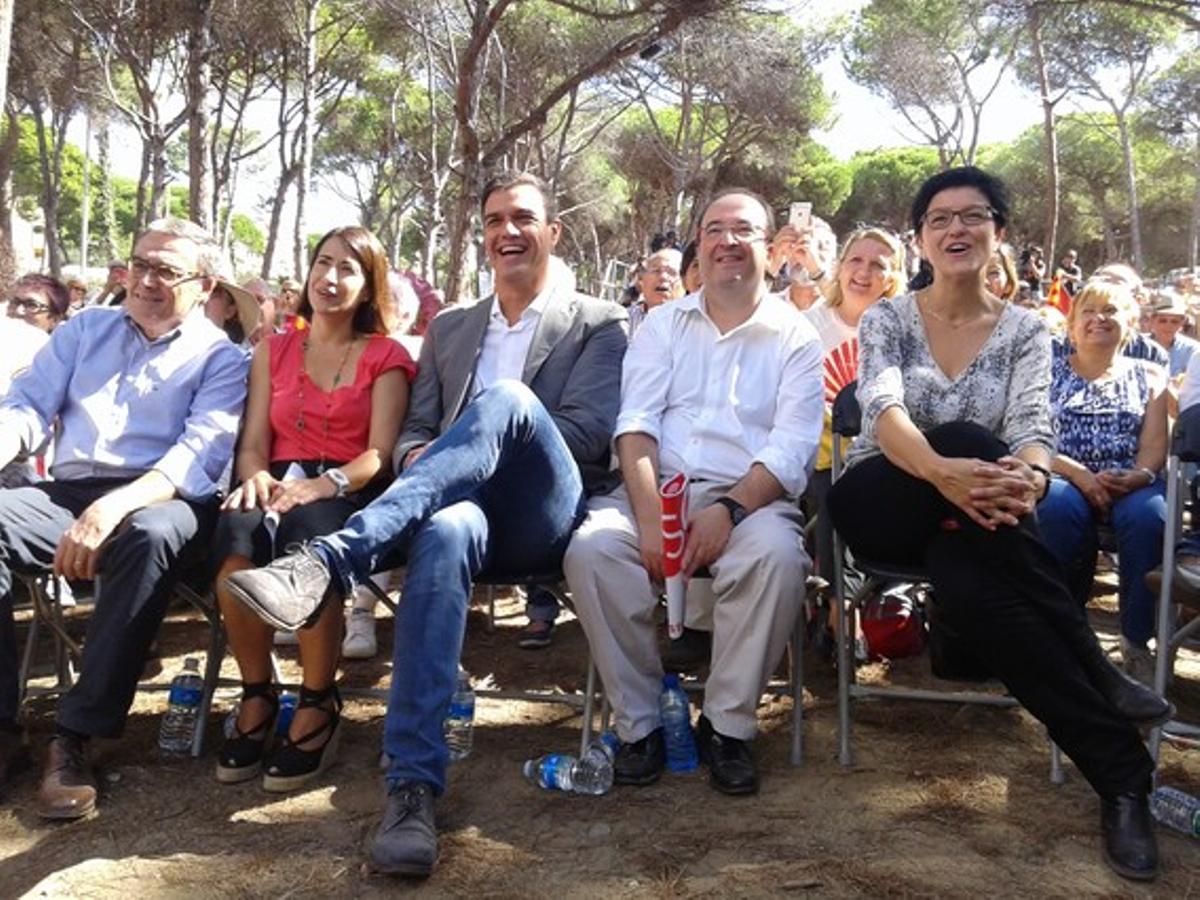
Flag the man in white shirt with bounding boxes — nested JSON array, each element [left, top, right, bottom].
[[564, 189, 824, 795]]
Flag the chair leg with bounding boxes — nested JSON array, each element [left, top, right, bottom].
[[789, 608, 804, 766], [1049, 737, 1065, 785], [193, 613, 227, 758], [486, 585, 496, 633], [579, 655, 598, 755]]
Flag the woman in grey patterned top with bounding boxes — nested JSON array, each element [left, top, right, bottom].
[[828, 166, 1167, 883]]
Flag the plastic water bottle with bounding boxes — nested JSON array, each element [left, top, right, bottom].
[[1150, 786, 1200, 836], [444, 666, 475, 762], [520, 748, 614, 796], [158, 657, 203, 755], [660, 673, 698, 772], [275, 692, 298, 738]]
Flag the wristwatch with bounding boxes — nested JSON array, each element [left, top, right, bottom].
[[714, 496, 748, 527], [324, 468, 351, 497]]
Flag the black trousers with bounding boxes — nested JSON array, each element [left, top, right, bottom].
[[0, 478, 215, 737], [828, 421, 1153, 798]]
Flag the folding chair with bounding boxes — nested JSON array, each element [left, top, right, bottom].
[[829, 383, 1064, 782], [667, 568, 808, 766], [16, 573, 80, 703], [360, 569, 605, 756], [1150, 404, 1200, 759]]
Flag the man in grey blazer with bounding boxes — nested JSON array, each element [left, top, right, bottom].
[[225, 171, 626, 878]]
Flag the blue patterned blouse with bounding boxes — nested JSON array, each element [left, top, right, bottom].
[[1050, 354, 1157, 472]]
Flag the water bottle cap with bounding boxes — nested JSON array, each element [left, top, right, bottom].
[[183, 657, 200, 670], [663, 673, 680, 689]]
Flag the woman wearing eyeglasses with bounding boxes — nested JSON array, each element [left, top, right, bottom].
[[7, 273, 70, 333], [828, 167, 1167, 882], [212, 226, 415, 791]]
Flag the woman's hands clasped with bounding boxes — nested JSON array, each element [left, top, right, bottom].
[[937, 455, 1039, 530], [221, 471, 336, 514]]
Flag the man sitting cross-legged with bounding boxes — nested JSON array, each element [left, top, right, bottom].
[[0, 218, 248, 816], [564, 188, 824, 795], [223, 171, 627, 878]]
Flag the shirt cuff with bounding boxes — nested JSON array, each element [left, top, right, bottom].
[[153, 444, 221, 501], [752, 446, 804, 497], [614, 412, 662, 446]]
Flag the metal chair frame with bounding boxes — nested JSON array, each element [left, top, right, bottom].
[[829, 382, 1063, 782], [1150, 406, 1200, 760]]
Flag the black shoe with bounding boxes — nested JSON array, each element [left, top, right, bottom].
[[613, 728, 666, 786], [696, 714, 758, 795], [262, 684, 342, 793], [1100, 792, 1159, 882], [369, 780, 438, 878], [224, 544, 336, 631], [662, 628, 712, 673], [1089, 659, 1174, 726], [215, 682, 279, 784]]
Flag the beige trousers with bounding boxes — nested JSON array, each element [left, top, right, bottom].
[[564, 482, 808, 742]]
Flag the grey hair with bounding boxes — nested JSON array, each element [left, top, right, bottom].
[[139, 217, 224, 276]]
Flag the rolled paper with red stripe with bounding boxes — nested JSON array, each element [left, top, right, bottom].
[[661, 472, 688, 639]]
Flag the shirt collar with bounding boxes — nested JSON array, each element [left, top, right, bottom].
[[680, 287, 788, 335], [489, 286, 550, 326], [122, 304, 211, 345]]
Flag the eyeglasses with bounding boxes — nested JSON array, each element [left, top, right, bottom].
[[7, 296, 51, 315], [921, 206, 995, 231], [701, 223, 766, 243], [128, 257, 202, 287], [643, 266, 680, 279]]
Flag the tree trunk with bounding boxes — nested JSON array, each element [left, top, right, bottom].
[[31, 98, 62, 277], [0, 0, 13, 118], [1115, 111, 1143, 271], [261, 165, 297, 279], [149, 132, 169, 221], [1191, 129, 1200, 270], [292, 0, 319, 279], [186, 0, 215, 230], [97, 120, 121, 260], [0, 109, 20, 287], [443, 165, 479, 305], [1029, 11, 1059, 266], [135, 139, 151, 233]]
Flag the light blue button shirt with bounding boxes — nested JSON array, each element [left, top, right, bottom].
[[0, 305, 249, 500]]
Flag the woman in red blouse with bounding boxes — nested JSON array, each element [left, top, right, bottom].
[[213, 226, 415, 791]]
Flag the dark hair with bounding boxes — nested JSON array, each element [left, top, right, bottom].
[[701, 187, 776, 237], [297, 226, 395, 336], [16, 272, 70, 319], [479, 171, 557, 221], [680, 240, 698, 277], [909, 166, 1009, 233]]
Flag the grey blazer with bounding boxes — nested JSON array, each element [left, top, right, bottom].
[[395, 281, 628, 495]]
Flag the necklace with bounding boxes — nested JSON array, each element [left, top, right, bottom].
[[919, 292, 988, 329], [294, 336, 358, 471]]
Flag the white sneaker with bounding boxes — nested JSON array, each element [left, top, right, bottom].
[[342, 608, 377, 659]]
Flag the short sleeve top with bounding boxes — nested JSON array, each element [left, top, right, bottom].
[[802, 302, 860, 471], [268, 330, 416, 464], [846, 293, 1055, 467], [1050, 354, 1158, 473]]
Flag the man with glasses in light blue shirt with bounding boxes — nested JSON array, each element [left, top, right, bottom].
[[0, 217, 249, 819]]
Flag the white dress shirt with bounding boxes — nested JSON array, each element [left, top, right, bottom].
[[471, 290, 550, 397], [616, 290, 824, 496]]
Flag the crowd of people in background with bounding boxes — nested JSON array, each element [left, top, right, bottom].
[[2, 166, 1199, 884]]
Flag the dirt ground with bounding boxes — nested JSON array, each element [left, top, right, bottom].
[[1, 578, 1198, 899]]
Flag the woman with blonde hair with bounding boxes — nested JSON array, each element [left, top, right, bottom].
[[803, 226, 906, 582], [1036, 278, 1167, 684]]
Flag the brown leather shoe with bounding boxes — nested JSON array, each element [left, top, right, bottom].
[[36, 735, 97, 820]]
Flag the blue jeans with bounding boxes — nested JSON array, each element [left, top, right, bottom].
[[1036, 476, 1165, 645], [313, 381, 586, 793]]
